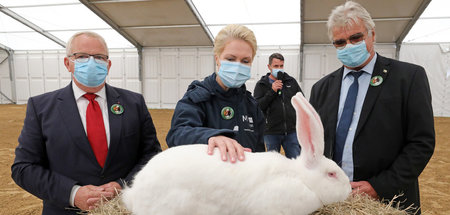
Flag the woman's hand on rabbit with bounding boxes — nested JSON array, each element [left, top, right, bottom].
[[207, 135, 251, 163], [351, 181, 379, 200]]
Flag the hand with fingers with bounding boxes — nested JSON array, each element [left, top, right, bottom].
[[99, 181, 122, 196], [74, 185, 115, 211], [207, 135, 252, 163], [271, 80, 283, 92], [351, 181, 379, 200]]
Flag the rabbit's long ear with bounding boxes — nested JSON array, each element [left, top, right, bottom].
[[291, 92, 324, 166]]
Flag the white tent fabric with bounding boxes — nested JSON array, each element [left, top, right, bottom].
[[0, 0, 134, 50], [399, 44, 450, 116], [193, 0, 300, 46], [403, 0, 450, 43], [0, 0, 449, 117]]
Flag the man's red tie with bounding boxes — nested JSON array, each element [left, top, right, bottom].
[[84, 93, 108, 168]]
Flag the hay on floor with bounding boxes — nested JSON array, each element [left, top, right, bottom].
[[312, 194, 417, 215], [87, 193, 415, 215]]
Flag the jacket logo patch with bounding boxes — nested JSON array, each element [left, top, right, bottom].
[[221, 107, 234, 120]]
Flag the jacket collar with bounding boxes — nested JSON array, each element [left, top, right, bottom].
[[355, 54, 391, 138]]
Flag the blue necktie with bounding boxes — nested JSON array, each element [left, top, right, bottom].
[[334, 71, 364, 166]]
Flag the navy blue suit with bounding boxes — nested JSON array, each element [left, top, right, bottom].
[[11, 83, 161, 215]]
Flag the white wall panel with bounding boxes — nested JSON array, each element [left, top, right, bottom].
[[161, 51, 178, 79], [28, 52, 44, 78], [12, 49, 140, 104], [143, 47, 215, 108], [44, 79, 60, 92], [125, 51, 139, 79], [0, 52, 13, 104], [161, 79, 178, 108], [199, 50, 214, 78], [14, 54, 28, 79], [304, 54, 321, 79], [43, 52, 60, 79], [179, 79, 192, 99], [109, 54, 124, 79], [144, 79, 160, 108], [180, 51, 197, 78], [29, 79, 44, 97], [15, 79, 29, 103]]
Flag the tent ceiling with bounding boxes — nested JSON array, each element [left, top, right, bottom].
[[1, 0, 448, 51], [81, 0, 213, 48], [302, 0, 431, 44]]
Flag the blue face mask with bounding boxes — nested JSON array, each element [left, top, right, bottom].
[[336, 41, 370, 68], [73, 57, 108, 87], [218, 61, 251, 88], [271, 69, 284, 79]]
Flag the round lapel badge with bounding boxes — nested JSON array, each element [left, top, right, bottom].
[[111, 104, 124, 115], [221, 106, 234, 120], [370, 76, 383, 87]]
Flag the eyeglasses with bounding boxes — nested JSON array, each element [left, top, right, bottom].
[[332, 32, 366, 49], [68, 53, 109, 64]]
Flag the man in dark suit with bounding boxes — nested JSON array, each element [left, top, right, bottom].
[[309, 2, 435, 212], [11, 32, 161, 214]]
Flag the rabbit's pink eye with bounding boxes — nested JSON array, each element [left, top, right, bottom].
[[328, 172, 337, 178]]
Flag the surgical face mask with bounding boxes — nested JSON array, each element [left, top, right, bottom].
[[73, 57, 108, 87], [218, 61, 251, 88], [336, 40, 370, 68], [271, 68, 284, 79]]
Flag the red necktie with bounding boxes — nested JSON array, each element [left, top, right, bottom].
[[84, 93, 108, 168]]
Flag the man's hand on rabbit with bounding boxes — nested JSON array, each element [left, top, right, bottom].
[[74, 185, 114, 210], [85, 182, 122, 210], [99, 181, 122, 195], [207, 135, 251, 163], [351, 181, 379, 200]]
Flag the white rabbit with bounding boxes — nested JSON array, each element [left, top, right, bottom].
[[122, 92, 351, 215]]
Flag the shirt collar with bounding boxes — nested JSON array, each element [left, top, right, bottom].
[[72, 82, 106, 101], [343, 53, 378, 79]]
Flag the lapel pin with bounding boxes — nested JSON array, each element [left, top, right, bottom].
[[370, 76, 383, 87], [383, 69, 388, 73], [221, 106, 234, 120], [111, 103, 124, 115]]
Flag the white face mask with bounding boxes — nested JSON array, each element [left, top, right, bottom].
[[272, 69, 284, 79], [218, 61, 251, 88], [336, 41, 370, 68]]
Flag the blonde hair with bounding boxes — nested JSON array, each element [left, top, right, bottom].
[[327, 1, 375, 41], [66, 31, 109, 56], [213, 24, 257, 58]]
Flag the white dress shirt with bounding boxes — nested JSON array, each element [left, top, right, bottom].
[[70, 83, 111, 207]]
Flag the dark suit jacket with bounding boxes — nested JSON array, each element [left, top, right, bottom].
[[309, 54, 435, 211], [11, 83, 161, 215]]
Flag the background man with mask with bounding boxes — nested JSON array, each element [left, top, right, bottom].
[[11, 31, 162, 215], [309, 1, 435, 212], [254, 53, 303, 159]]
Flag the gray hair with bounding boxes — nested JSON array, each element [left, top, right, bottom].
[[326, 1, 375, 41], [66, 31, 109, 56]]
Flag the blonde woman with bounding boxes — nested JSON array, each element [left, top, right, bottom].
[[167, 24, 265, 162]]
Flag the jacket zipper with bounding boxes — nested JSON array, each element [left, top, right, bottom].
[[281, 90, 288, 135]]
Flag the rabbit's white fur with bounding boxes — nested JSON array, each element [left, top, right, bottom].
[[122, 93, 351, 215]]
